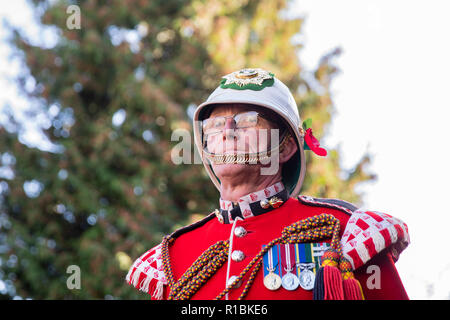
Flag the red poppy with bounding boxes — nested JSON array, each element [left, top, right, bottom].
[[304, 128, 327, 156]]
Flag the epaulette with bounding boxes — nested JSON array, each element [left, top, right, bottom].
[[298, 195, 410, 270], [125, 242, 167, 299], [125, 212, 216, 299], [297, 195, 358, 216], [341, 209, 410, 270]]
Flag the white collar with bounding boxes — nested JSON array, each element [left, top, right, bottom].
[[218, 181, 286, 223]]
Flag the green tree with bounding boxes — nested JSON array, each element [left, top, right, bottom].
[[0, 0, 374, 299]]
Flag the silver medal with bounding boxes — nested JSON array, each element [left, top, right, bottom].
[[281, 244, 299, 290], [281, 271, 300, 290], [298, 263, 316, 291]]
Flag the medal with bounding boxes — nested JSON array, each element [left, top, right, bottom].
[[281, 244, 299, 291], [281, 272, 299, 291], [263, 269, 282, 291], [262, 246, 282, 290], [295, 243, 328, 291], [298, 263, 315, 290]]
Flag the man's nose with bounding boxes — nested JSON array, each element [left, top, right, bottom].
[[223, 117, 237, 140], [223, 117, 236, 130]]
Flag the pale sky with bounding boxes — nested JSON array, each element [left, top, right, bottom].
[[1, 0, 450, 299], [294, 0, 450, 299]]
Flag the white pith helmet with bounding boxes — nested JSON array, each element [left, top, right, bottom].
[[193, 68, 306, 197]]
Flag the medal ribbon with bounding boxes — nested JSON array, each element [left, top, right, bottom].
[[312, 242, 330, 273], [280, 244, 296, 276], [299, 243, 312, 263], [295, 244, 301, 277], [268, 246, 274, 271], [263, 245, 280, 277]]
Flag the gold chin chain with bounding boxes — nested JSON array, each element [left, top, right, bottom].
[[203, 133, 291, 165]]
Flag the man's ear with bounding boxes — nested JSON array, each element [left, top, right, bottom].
[[279, 135, 298, 164]]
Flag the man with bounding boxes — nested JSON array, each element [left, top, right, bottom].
[[126, 68, 410, 300]]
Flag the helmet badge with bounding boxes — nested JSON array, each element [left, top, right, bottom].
[[220, 68, 274, 91]]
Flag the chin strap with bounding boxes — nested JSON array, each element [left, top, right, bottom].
[[202, 133, 291, 165]]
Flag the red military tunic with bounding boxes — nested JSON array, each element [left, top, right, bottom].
[[126, 195, 409, 300]]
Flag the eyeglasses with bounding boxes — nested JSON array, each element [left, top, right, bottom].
[[202, 111, 273, 135]]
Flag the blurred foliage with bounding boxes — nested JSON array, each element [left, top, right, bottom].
[[0, 0, 375, 299]]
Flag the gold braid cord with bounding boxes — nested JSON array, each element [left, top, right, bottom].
[[161, 214, 341, 300]]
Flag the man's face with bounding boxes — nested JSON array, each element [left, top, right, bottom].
[[203, 103, 281, 177], [204, 104, 280, 155]]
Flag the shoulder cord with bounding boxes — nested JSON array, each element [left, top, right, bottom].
[[162, 236, 229, 300], [161, 213, 341, 300]]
